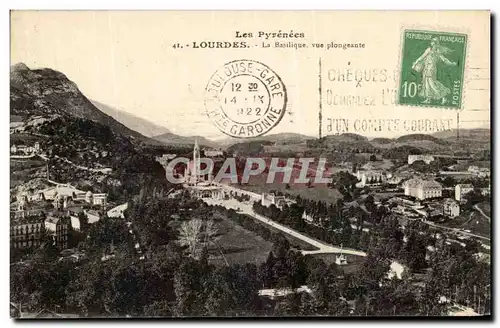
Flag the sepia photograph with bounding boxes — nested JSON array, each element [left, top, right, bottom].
[[8, 10, 491, 319]]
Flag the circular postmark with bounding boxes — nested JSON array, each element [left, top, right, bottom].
[[205, 60, 287, 138]]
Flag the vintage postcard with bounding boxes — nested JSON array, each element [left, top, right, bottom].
[[10, 11, 491, 318]]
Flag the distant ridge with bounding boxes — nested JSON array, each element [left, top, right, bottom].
[[90, 100, 171, 138], [431, 128, 490, 139], [153, 132, 219, 148]]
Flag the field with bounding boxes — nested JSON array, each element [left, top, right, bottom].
[[372, 191, 404, 202], [439, 207, 490, 239], [239, 174, 343, 205], [249, 215, 318, 251], [476, 202, 491, 218], [461, 211, 490, 239], [207, 216, 274, 266]]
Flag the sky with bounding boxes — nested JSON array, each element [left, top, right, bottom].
[[10, 11, 490, 140]]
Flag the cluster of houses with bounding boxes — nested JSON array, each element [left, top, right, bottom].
[[203, 148, 224, 157], [355, 170, 387, 187], [408, 154, 435, 165], [467, 165, 490, 178], [10, 142, 41, 155], [155, 153, 177, 166], [16, 184, 107, 212], [346, 154, 491, 222], [260, 192, 295, 210], [10, 215, 69, 250], [11, 183, 113, 250]]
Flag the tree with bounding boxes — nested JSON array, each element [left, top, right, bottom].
[[306, 262, 349, 315], [360, 252, 391, 289], [464, 189, 487, 208], [274, 293, 301, 316], [204, 267, 233, 316], [178, 219, 218, 259], [369, 154, 377, 161], [441, 176, 456, 188], [330, 171, 358, 199], [404, 231, 427, 273], [143, 300, 172, 317], [178, 219, 203, 258], [173, 258, 206, 316], [364, 194, 376, 213]]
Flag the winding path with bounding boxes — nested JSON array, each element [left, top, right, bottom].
[[422, 220, 490, 241], [203, 197, 367, 257], [474, 204, 491, 222]]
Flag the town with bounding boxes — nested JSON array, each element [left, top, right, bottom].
[[9, 62, 491, 319]]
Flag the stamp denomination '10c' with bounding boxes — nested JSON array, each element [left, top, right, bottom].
[[398, 29, 467, 109], [205, 60, 287, 138]]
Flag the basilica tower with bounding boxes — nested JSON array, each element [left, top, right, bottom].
[[192, 138, 200, 183]]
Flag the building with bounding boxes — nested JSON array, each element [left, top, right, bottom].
[[39, 185, 80, 201], [92, 193, 107, 206], [10, 142, 41, 155], [107, 202, 128, 218], [44, 216, 68, 249], [185, 139, 212, 185], [403, 178, 442, 200], [481, 186, 491, 196], [386, 173, 403, 185], [85, 210, 101, 224], [335, 254, 348, 266], [408, 155, 435, 165], [468, 165, 490, 178], [204, 148, 224, 157], [74, 190, 108, 206], [302, 211, 314, 223], [70, 216, 81, 231], [188, 185, 225, 200], [455, 184, 474, 202], [155, 154, 177, 166], [335, 246, 348, 266], [10, 219, 45, 249], [261, 193, 287, 209], [355, 170, 387, 187], [443, 198, 460, 217], [184, 139, 224, 199]]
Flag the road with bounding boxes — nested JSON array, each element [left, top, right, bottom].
[[39, 153, 112, 174], [474, 204, 491, 222], [422, 220, 490, 241], [203, 197, 367, 257]]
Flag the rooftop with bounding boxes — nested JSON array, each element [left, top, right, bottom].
[[404, 178, 442, 189], [11, 215, 45, 226], [45, 216, 60, 224], [86, 210, 100, 216]]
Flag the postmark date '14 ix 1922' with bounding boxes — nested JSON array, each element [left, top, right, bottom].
[[205, 60, 287, 139]]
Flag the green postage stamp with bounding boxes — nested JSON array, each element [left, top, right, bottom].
[[398, 29, 467, 109]]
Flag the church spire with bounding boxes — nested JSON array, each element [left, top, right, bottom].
[[191, 137, 201, 185], [194, 137, 199, 150]]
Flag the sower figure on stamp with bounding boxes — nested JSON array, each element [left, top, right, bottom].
[[412, 37, 457, 105]]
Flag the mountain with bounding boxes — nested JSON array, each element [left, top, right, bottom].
[[10, 63, 158, 144], [90, 100, 171, 138], [431, 128, 490, 140], [395, 133, 448, 145], [247, 132, 314, 144], [316, 133, 375, 151], [152, 132, 219, 148], [10, 63, 168, 197]]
